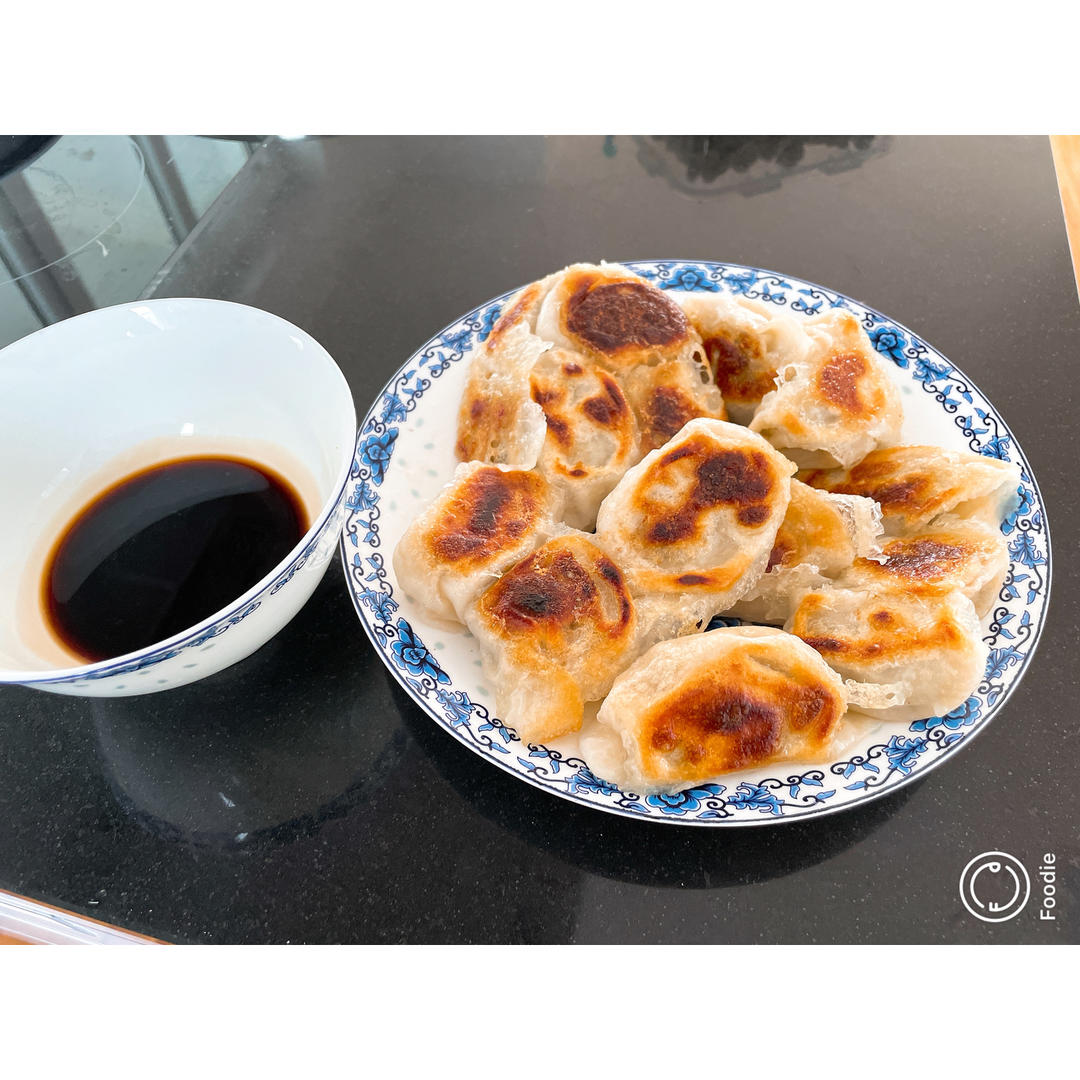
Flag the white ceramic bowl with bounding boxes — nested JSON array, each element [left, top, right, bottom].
[[0, 298, 356, 696]]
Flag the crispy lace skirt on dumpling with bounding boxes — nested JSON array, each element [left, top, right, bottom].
[[676, 292, 811, 424], [392, 462, 564, 626], [726, 480, 883, 624], [800, 444, 1022, 536], [749, 310, 903, 468], [465, 533, 640, 744], [594, 417, 796, 631], [784, 584, 988, 723], [587, 625, 848, 794]]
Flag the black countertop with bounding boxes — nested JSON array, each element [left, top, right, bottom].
[[1, 136, 1076, 944]]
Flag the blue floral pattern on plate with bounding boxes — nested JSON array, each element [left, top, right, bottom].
[[340, 261, 1051, 826]]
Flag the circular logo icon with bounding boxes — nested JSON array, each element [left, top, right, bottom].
[[959, 851, 1031, 922]]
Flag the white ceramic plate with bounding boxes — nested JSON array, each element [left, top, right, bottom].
[[340, 261, 1051, 825]]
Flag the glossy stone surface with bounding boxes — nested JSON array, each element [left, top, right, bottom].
[[0, 136, 1076, 943]]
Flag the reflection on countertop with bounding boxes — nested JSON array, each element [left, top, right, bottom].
[[89, 569, 407, 851], [385, 667, 916, 891], [634, 135, 889, 197]]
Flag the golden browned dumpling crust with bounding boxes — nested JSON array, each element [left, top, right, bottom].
[[621, 355, 727, 455], [484, 278, 551, 348], [784, 585, 987, 722], [595, 419, 795, 624], [704, 332, 774, 407], [836, 514, 1009, 617], [425, 467, 549, 567], [749, 310, 902, 468], [801, 444, 1021, 535], [726, 480, 882, 624], [766, 480, 878, 574], [455, 276, 559, 466], [528, 349, 641, 530], [536, 263, 702, 371], [564, 276, 689, 357], [412, 262, 1024, 792], [466, 534, 640, 743], [392, 463, 563, 626], [592, 625, 847, 793]]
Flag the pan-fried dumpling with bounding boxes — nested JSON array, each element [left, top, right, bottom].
[[466, 534, 639, 744], [594, 418, 796, 627], [392, 462, 563, 626], [676, 292, 810, 423], [749, 310, 902, 468], [528, 349, 641, 530], [535, 262, 704, 372], [727, 480, 883, 624], [589, 625, 848, 794], [620, 354, 727, 455], [488, 271, 558, 337], [785, 585, 988, 723], [801, 444, 1022, 535], [835, 514, 1010, 618], [455, 275, 559, 467]]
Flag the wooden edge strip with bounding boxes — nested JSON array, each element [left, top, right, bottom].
[[0, 887, 167, 945], [1050, 135, 1080, 304]]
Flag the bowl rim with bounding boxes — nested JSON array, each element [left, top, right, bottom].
[[0, 296, 357, 684]]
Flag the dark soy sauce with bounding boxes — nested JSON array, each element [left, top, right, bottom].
[[43, 457, 309, 663]]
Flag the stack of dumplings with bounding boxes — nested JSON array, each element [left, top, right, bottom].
[[394, 261, 1022, 796]]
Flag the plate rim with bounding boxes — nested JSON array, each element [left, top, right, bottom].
[[339, 259, 1053, 827]]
